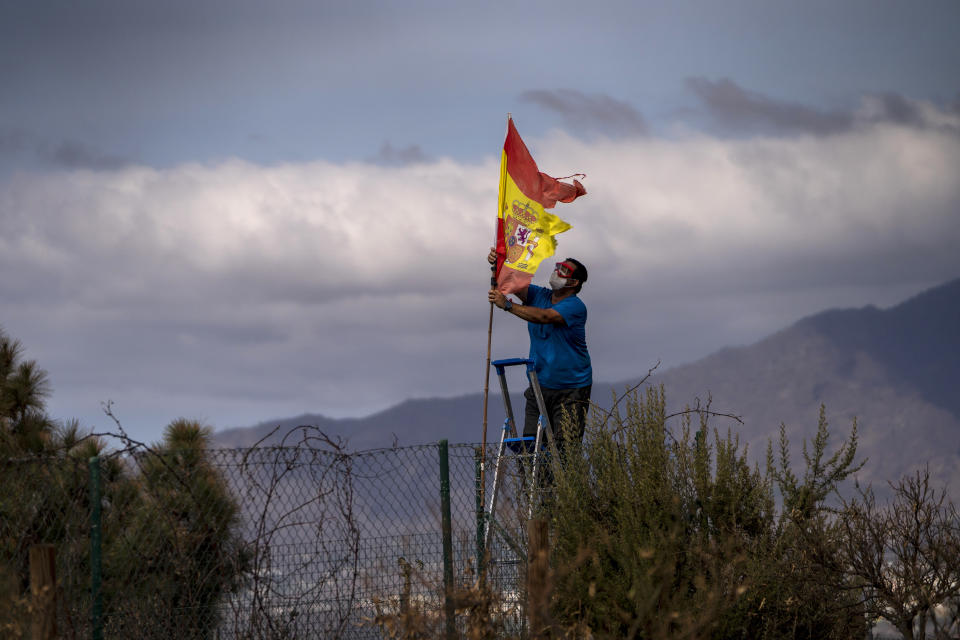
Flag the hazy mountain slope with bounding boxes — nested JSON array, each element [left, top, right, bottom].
[[650, 278, 960, 495], [799, 278, 960, 419], [215, 277, 960, 496], [215, 395, 523, 451]]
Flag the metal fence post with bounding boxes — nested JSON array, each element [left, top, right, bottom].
[[474, 446, 485, 570], [89, 456, 103, 640], [438, 440, 456, 639]]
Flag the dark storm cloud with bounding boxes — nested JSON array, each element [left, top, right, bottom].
[[366, 142, 431, 167], [46, 140, 131, 171], [687, 78, 960, 136], [686, 77, 853, 135], [0, 127, 131, 170], [867, 92, 923, 126], [519, 89, 647, 137]]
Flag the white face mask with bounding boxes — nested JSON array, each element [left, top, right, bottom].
[[549, 272, 569, 290]]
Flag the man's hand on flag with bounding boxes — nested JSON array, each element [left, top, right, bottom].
[[487, 248, 506, 309], [488, 288, 507, 309]]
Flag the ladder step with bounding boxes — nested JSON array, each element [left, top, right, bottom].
[[491, 358, 533, 367], [504, 436, 538, 454]]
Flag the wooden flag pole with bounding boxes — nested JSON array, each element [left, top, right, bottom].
[[480, 113, 512, 526], [480, 290, 493, 489]]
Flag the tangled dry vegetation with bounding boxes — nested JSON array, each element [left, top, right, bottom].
[[375, 387, 960, 640]]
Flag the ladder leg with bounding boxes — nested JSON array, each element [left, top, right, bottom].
[[527, 370, 562, 475], [496, 367, 519, 438], [483, 420, 510, 553], [528, 415, 545, 520]]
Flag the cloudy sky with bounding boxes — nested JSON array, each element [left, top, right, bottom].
[[2, 0, 959, 445]]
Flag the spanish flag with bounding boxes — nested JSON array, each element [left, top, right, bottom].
[[495, 117, 586, 293]]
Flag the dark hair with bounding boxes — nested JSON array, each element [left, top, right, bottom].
[[565, 258, 587, 293]]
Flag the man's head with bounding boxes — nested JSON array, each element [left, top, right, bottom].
[[553, 258, 588, 293]]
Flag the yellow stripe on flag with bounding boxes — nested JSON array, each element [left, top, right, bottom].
[[499, 163, 571, 276]]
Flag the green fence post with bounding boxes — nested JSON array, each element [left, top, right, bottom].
[[438, 440, 456, 639], [474, 446, 485, 570], [89, 456, 103, 640]]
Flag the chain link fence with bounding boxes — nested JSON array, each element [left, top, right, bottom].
[[1, 428, 542, 638]]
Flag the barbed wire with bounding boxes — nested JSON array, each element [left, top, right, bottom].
[[1, 425, 530, 638]]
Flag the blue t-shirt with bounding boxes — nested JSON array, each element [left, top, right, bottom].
[[525, 285, 592, 389]]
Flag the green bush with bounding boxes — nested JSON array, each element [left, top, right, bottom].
[[546, 387, 866, 640]]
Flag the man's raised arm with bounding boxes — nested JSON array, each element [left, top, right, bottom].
[[487, 288, 565, 325]]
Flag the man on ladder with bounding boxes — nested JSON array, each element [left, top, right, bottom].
[[486, 249, 592, 455]]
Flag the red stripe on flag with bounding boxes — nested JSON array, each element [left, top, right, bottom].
[[497, 268, 533, 294], [503, 119, 586, 209], [495, 216, 506, 279]]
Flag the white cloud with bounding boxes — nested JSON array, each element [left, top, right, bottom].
[[2, 109, 958, 442]]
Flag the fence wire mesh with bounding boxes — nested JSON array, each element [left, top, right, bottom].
[[1, 430, 545, 638]]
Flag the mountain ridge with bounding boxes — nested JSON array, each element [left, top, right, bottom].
[[215, 276, 960, 496]]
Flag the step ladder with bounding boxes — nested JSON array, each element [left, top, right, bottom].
[[483, 358, 560, 555]]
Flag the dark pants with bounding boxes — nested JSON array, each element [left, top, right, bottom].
[[523, 384, 592, 455]]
